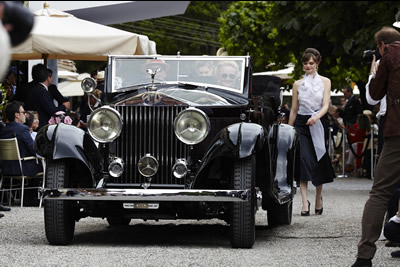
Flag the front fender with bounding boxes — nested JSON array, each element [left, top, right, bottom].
[[206, 122, 265, 160], [265, 123, 298, 204], [193, 122, 266, 186], [35, 123, 102, 174], [224, 122, 266, 158]]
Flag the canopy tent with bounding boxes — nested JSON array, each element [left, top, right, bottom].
[[58, 70, 79, 80], [58, 59, 77, 72], [58, 73, 90, 97], [29, 1, 190, 26], [58, 59, 79, 79], [11, 4, 156, 62]]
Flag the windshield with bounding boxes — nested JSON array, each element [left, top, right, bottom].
[[110, 56, 247, 94]]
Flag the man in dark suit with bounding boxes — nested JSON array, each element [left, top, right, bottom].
[[343, 85, 364, 127], [12, 63, 42, 103], [0, 101, 43, 213], [0, 101, 42, 176], [23, 64, 70, 129]]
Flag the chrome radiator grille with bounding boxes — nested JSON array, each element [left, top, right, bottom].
[[115, 105, 189, 185]]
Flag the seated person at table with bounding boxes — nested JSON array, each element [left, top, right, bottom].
[[0, 101, 42, 176]]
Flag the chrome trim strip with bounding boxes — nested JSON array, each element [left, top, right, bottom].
[[42, 188, 249, 202]]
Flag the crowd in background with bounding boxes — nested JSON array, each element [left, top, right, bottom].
[[0, 64, 104, 133], [0, 64, 103, 209], [328, 87, 378, 179], [282, 84, 379, 180]]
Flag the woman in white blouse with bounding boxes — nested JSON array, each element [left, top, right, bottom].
[[288, 48, 336, 216]]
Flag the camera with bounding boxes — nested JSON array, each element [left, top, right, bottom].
[[2, 1, 34, 47], [363, 49, 381, 63]]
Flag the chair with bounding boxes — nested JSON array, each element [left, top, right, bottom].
[[0, 137, 45, 208]]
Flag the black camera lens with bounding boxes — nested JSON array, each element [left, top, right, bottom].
[[363, 49, 381, 63], [2, 1, 34, 47]]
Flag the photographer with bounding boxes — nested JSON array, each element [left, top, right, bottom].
[[365, 23, 400, 158], [352, 26, 400, 267]]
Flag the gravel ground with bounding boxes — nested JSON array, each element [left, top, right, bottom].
[[1, 177, 400, 266]]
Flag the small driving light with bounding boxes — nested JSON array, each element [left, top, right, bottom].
[[109, 157, 124, 178], [172, 159, 188, 179]]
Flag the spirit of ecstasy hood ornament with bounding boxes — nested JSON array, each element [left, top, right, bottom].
[[146, 68, 161, 91]]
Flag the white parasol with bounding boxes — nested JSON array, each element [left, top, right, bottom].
[[58, 73, 90, 97], [11, 3, 156, 62]]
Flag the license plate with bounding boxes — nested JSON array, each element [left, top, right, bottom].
[[123, 203, 159, 209]]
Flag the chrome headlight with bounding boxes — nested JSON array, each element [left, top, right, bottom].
[[174, 107, 210, 145], [88, 106, 122, 143]]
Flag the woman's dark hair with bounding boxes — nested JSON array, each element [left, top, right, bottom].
[[24, 110, 34, 128], [302, 48, 322, 64], [357, 114, 371, 130]]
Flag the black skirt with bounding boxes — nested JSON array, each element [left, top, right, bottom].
[[294, 114, 336, 186]]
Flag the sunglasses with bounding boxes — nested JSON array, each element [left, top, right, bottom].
[[220, 73, 236, 79]]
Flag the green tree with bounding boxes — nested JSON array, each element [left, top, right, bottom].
[[219, 1, 400, 90], [111, 1, 233, 56], [76, 2, 233, 73]]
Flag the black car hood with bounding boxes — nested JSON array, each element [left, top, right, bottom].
[[115, 91, 188, 106], [112, 86, 247, 107]]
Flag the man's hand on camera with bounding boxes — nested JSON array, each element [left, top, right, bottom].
[[370, 55, 376, 74], [370, 55, 380, 76]]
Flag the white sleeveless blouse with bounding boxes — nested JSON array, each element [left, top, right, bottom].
[[298, 73, 324, 115], [297, 73, 326, 161]]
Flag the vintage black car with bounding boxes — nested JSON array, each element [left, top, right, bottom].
[[35, 55, 298, 248]]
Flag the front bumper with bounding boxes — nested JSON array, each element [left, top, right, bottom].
[[41, 188, 249, 202]]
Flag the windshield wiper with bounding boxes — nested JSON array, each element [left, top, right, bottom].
[[177, 82, 208, 90]]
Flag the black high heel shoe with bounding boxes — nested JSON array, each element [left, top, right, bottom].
[[315, 197, 323, 215], [301, 200, 310, 216]]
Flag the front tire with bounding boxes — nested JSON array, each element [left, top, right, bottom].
[[44, 160, 76, 245], [229, 155, 256, 248]]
